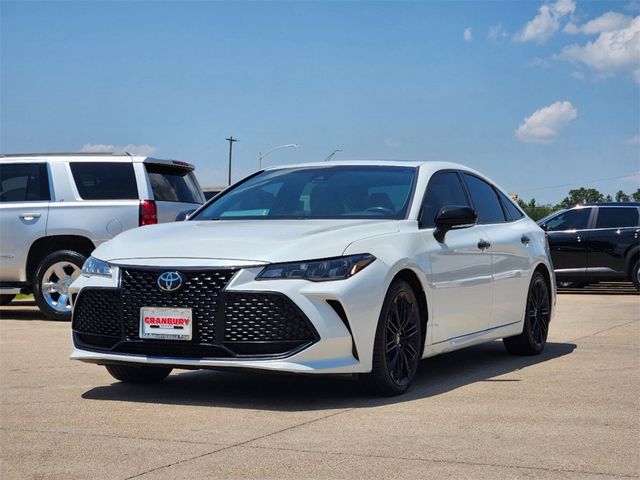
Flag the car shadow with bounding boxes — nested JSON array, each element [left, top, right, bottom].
[[558, 282, 638, 296], [81, 341, 576, 411], [0, 301, 50, 321]]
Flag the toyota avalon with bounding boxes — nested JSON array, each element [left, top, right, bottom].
[[70, 161, 555, 395]]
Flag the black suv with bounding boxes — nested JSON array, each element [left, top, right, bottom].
[[538, 203, 640, 290]]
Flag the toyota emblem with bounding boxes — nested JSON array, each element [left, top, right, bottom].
[[157, 271, 184, 292]]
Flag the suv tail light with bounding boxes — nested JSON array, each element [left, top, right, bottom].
[[139, 200, 157, 226]]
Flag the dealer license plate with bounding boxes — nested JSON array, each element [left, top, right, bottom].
[[140, 307, 193, 341]]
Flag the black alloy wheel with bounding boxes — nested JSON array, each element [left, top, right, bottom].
[[504, 271, 550, 355], [360, 279, 422, 396]]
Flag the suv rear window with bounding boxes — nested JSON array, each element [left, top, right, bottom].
[[0, 163, 50, 202], [596, 207, 639, 229], [70, 162, 138, 200], [145, 164, 202, 204]]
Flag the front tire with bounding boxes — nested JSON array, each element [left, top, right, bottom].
[[503, 271, 550, 355], [32, 250, 85, 321], [359, 279, 422, 396], [105, 364, 172, 384]]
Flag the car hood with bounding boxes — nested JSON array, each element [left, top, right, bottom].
[[93, 219, 399, 264]]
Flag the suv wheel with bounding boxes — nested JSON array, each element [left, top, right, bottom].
[[105, 364, 172, 383], [0, 294, 15, 306], [33, 250, 85, 321], [359, 279, 422, 396], [632, 260, 640, 291]]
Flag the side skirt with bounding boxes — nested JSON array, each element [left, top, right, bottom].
[[421, 321, 523, 359]]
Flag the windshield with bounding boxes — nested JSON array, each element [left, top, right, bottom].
[[193, 166, 417, 220]]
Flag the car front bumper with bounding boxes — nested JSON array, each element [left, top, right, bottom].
[[70, 259, 389, 374]]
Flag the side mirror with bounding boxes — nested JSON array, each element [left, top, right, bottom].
[[433, 205, 478, 242], [539, 223, 549, 232], [175, 209, 196, 222]]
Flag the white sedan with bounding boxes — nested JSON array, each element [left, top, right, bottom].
[[70, 161, 555, 395]]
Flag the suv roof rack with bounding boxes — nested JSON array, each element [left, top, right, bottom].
[[583, 202, 640, 206], [0, 152, 133, 158]]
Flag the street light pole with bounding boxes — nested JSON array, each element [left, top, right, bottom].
[[323, 148, 342, 162], [258, 143, 299, 169], [225, 136, 238, 185]]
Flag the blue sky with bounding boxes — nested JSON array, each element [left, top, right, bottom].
[[1, 0, 638, 203]]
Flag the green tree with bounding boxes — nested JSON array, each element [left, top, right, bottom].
[[558, 188, 604, 208], [632, 188, 640, 202], [517, 198, 556, 221], [615, 190, 630, 202]]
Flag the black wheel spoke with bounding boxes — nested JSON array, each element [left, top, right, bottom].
[[404, 343, 417, 360]]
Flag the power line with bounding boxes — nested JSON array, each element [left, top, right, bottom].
[[518, 172, 639, 193]]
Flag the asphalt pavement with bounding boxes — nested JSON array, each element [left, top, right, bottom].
[[1, 287, 638, 479]]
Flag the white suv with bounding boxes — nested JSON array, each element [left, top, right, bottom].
[[0, 152, 205, 320]]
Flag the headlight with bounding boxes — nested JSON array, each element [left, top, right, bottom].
[[81, 256, 113, 278], [256, 254, 375, 282]]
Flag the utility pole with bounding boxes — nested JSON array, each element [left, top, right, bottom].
[[225, 136, 238, 185]]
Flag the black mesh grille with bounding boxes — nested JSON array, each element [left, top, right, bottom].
[[223, 292, 316, 343], [72, 289, 122, 338], [121, 268, 236, 343], [72, 269, 318, 358]]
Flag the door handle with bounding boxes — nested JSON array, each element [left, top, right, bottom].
[[19, 213, 41, 220], [521, 234, 530, 245], [477, 239, 491, 250]]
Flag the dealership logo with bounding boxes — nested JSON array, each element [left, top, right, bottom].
[[156, 271, 184, 292]]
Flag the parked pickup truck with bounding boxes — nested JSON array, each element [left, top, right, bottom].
[[0, 152, 205, 319]]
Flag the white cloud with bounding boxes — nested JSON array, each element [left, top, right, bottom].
[[80, 143, 158, 156], [556, 16, 640, 80], [516, 101, 577, 143], [487, 23, 509, 43], [626, 133, 640, 145], [463, 27, 473, 42], [516, 0, 576, 43], [571, 70, 585, 79], [564, 11, 633, 34]]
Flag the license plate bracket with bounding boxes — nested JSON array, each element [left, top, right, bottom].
[[139, 307, 193, 341]]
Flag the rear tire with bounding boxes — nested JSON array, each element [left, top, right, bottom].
[[105, 364, 172, 383], [632, 260, 640, 291], [0, 294, 15, 306], [503, 271, 550, 356], [359, 279, 422, 396]]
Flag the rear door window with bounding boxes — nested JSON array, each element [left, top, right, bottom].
[[0, 163, 50, 202], [595, 207, 639, 229], [70, 162, 138, 200], [462, 173, 506, 225], [145, 164, 202, 204], [497, 190, 524, 221], [420, 171, 469, 228], [544, 208, 591, 231]]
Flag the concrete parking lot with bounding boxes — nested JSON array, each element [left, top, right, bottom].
[[1, 288, 638, 480]]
